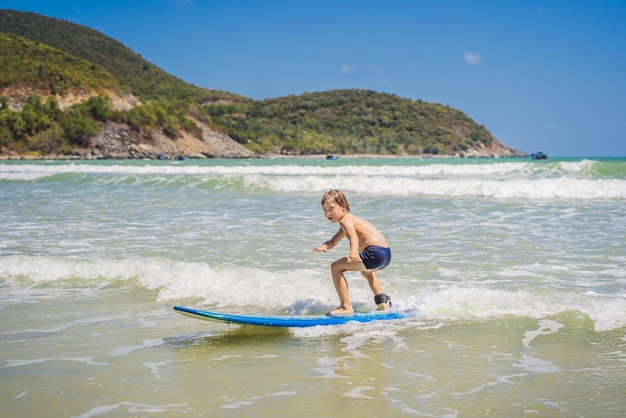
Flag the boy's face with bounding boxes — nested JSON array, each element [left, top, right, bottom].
[[322, 201, 347, 223]]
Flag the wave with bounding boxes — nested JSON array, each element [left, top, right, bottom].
[[2, 255, 624, 331], [0, 159, 605, 177], [1, 159, 625, 200], [251, 175, 626, 199]]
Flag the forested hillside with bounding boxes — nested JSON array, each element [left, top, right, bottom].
[[0, 9, 248, 104], [0, 33, 121, 95], [0, 9, 524, 158], [207, 89, 502, 155]]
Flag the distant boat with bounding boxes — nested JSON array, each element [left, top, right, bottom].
[[530, 151, 547, 160], [326, 155, 337, 160]]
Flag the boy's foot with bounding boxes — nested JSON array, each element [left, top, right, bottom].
[[374, 293, 392, 311], [327, 307, 354, 316]]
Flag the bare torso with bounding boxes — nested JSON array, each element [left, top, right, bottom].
[[341, 213, 389, 250]]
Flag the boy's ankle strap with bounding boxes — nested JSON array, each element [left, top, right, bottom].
[[374, 293, 391, 306]]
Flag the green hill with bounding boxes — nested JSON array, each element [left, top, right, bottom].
[[0, 9, 247, 103], [0, 32, 121, 94], [208, 89, 502, 156]]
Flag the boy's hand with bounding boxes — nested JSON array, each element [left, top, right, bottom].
[[347, 253, 361, 262], [313, 244, 328, 253]]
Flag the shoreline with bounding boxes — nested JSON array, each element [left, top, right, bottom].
[[0, 152, 528, 161]]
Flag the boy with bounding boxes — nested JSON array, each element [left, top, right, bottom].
[[313, 189, 392, 315]]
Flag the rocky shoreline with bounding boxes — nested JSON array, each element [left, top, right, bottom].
[[85, 121, 257, 160], [0, 121, 257, 160], [0, 120, 527, 160], [0, 150, 528, 160]]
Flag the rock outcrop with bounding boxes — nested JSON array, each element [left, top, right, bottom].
[[456, 143, 527, 158], [86, 122, 257, 159]]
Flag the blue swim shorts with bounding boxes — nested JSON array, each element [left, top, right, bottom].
[[359, 245, 392, 270]]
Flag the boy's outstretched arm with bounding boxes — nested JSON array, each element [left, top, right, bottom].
[[313, 228, 344, 252]]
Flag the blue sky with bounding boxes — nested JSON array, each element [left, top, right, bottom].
[[2, 0, 625, 156]]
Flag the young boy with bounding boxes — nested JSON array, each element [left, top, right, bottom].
[[313, 189, 392, 315]]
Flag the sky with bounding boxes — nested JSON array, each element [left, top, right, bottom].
[[2, 0, 625, 157]]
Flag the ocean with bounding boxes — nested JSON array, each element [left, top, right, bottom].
[[1, 157, 625, 417]]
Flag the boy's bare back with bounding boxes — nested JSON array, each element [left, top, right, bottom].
[[339, 213, 388, 251]]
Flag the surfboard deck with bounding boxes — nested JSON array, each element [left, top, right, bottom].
[[173, 305, 414, 327]]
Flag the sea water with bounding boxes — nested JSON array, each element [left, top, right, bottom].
[[0, 157, 625, 417]]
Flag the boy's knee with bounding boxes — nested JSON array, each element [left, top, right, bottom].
[[331, 259, 348, 274]]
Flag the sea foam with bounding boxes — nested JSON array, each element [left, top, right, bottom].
[[2, 255, 624, 331], [2, 160, 623, 200]]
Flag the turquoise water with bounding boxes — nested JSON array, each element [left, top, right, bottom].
[[1, 157, 625, 417]]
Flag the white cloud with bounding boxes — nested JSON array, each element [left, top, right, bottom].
[[464, 52, 482, 64], [341, 65, 353, 74]]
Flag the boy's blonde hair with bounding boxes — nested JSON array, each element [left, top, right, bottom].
[[321, 189, 350, 212]]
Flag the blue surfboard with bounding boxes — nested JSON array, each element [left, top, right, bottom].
[[173, 305, 414, 327]]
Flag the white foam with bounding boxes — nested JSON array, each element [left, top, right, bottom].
[[109, 338, 164, 357], [2, 160, 624, 199], [143, 360, 171, 378], [0, 255, 333, 309], [343, 386, 376, 399], [0, 159, 598, 178], [254, 175, 626, 199], [403, 285, 626, 332], [522, 319, 564, 348], [74, 402, 189, 418], [0, 315, 119, 338], [2, 357, 109, 368], [3, 255, 625, 331], [220, 390, 298, 410], [514, 355, 559, 373]]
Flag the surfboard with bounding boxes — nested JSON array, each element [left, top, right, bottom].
[[173, 305, 414, 327]]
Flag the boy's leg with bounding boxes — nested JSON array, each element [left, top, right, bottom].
[[361, 270, 390, 311], [329, 257, 367, 315], [360, 270, 383, 295]]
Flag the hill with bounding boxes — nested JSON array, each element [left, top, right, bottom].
[[0, 32, 138, 111], [0, 9, 524, 159], [0, 32, 120, 93], [0, 9, 248, 104], [208, 89, 522, 157]]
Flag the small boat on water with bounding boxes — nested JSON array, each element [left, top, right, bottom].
[[530, 151, 547, 160], [326, 155, 337, 160]]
